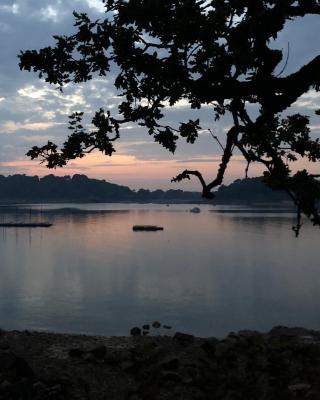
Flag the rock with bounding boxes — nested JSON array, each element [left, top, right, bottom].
[[130, 327, 142, 336], [159, 357, 179, 371], [160, 371, 182, 384], [0, 343, 9, 350], [269, 326, 311, 337], [173, 332, 195, 344], [288, 383, 311, 393], [130, 343, 163, 365], [129, 395, 142, 400], [0, 351, 17, 370], [152, 321, 161, 329], [213, 342, 234, 358], [48, 383, 62, 393], [298, 335, 320, 345], [201, 338, 218, 357], [142, 331, 149, 336], [90, 345, 107, 359], [163, 325, 172, 330], [83, 353, 96, 363], [142, 325, 150, 331], [68, 348, 85, 358], [15, 357, 35, 379], [238, 330, 261, 337], [33, 381, 46, 390], [121, 360, 135, 373], [0, 380, 11, 390], [0, 352, 34, 380], [105, 349, 130, 365]]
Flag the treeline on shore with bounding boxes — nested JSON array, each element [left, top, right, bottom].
[[0, 174, 200, 203], [0, 174, 289, 204], [215, 177, 290, 204]]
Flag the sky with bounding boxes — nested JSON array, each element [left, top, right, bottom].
[[0, 1, 319, 190]]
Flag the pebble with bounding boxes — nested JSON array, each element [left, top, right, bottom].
[[120, 360, 135, 373], [33, 381, 46, 390], [173, 332, 195, 344], [288, 383, 311, 392], [69, 348, 84, 358], [90, 345, 107, 359], [83, 353, 96, 363], [160, 371, 182, 384], [159, 357, 179, 371], [0, 380, 12, 390], [130, 327, 142, 336], [49, 383, 62, 392]]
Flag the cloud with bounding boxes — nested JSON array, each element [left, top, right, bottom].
[[85, 0, 106, 12], [18, 84, 88, 109], [0, 120, 62, 133], [294, 90, 320, 111], [0, 22, 12, 32], [39, 5, 60, 22], [177, 157, 224, 164], [310, 125, 320, 132], [20, 134, 55, 142], [176, 155, 248, 165], [0, 4, 19, 14]]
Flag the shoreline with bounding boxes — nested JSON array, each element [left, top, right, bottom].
[[1, 326, 320, 399]]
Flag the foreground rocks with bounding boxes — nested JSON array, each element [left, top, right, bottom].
[[1, 327, 320, 399]]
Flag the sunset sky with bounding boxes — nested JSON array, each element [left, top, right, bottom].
[[0, 0, 320, 190]]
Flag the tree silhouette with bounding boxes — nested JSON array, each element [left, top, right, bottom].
[[19, 0, 320, 233]]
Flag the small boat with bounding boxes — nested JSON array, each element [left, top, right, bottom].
[[0, 223, 53, 228], [132, 225, 164, 231], [190, 207, 201, 213]]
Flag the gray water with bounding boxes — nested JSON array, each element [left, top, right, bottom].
[[0, 203, 319, 337]]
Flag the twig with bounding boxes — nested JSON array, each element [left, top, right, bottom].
[[208, 129, 225, 151], [277, 42, 290, 77]]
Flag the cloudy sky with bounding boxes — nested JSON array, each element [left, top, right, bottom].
[[0, 1, 319, 190]]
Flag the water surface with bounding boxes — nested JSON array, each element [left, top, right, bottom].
[[0, 203, 319, 337]]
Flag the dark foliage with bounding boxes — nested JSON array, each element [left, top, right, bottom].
[[18, 0, 320, 233], [214, 177, 290, 204], [0, 174, 200, 203]]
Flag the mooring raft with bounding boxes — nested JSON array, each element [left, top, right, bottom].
[[132, 225, 164, 231], [0, 223, 53, 228]]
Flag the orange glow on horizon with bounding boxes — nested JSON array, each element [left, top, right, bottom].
[[1, 151, 319, 191]]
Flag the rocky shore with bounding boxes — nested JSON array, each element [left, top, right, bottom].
[[0, 326, 320, 399]]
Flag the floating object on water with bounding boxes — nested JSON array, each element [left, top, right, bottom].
[[132, 225, 164, 231], [0, 223, 53, 228], [190, 207, 201, 213]]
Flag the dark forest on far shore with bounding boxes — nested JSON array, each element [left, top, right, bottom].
[[0, 174, 290, 204]]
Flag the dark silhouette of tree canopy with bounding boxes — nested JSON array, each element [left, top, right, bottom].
[[19, 0, 320, 233], [0, 174, 201, 202]]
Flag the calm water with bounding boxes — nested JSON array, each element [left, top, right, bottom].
[[0, 203, 319, 337]]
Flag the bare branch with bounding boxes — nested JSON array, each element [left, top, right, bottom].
[[207, 126, 240, 192], [208, 129, 225, 151]]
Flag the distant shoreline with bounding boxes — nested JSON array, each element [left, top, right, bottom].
[[0, 200, 294, 206], [0, 174, 292, 205]]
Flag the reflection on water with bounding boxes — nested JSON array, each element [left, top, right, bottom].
[[0, 204, 319, 337]]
